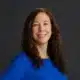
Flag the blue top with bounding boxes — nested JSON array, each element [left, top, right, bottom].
[[1, 51, 67, 80]]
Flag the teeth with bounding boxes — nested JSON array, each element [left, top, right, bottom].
[[38, 34, 46, 38]]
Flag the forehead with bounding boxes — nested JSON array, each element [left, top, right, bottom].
[[33, 12, 50, 22]]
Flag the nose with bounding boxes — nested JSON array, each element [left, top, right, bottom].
[[38, 24, 45, 31]]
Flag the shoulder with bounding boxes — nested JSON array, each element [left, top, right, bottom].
[[9, 51, 30, 68], [57, 72, 68, 80], [2, 51, 31, 80], [13, 51, 29, 65], [61, 74, 68, 80], [52, 65, 68, 80], [9, 50, 31, 71]]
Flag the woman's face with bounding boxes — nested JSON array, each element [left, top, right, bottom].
[[32, 12, 52, 45]]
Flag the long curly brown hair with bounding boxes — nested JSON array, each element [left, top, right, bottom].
[[21, 8, 66, 74]]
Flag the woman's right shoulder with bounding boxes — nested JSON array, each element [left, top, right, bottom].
[[10, 50, 31, 68], [1, 51, 31, 80]]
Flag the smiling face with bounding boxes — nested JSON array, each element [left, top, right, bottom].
[[32, 12, 52, 45]]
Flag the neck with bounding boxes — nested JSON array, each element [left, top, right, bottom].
[[36, 43, 49, 59]]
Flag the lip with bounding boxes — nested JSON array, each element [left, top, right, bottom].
[[37, 33, 46, 35], [37, 34, 46, 38]]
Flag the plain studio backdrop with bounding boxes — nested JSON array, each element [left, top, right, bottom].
[[0, 0, 80, 80]]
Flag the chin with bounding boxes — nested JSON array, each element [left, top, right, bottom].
[[34, 37, 50, 45], [37, 40, 49, 45]]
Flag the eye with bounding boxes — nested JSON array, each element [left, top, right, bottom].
[[44, 23, 48, 25], [32, 23, 39, 27]]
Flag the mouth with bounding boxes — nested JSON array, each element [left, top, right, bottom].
[[37, 34, 47, 38]]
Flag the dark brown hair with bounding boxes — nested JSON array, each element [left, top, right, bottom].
[[21, 8, 66, 74]]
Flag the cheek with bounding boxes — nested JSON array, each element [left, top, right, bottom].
[[48, 28, 52, 38], [47, 26, 52, 33], [32, 28, 38, 36]]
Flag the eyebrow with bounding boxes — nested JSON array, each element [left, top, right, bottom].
[[33, 20, 49, 23], [44, 20, 49, 22]]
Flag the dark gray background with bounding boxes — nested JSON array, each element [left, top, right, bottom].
[[0, 0, 80, 80]]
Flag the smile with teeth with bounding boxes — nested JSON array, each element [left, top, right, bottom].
[[37, 34, 47, 38]]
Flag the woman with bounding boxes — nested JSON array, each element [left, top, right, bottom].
[[2, 8, 67, 80]]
